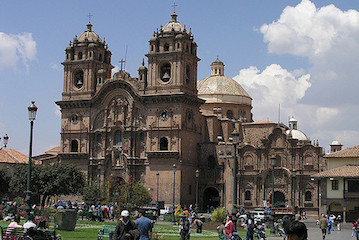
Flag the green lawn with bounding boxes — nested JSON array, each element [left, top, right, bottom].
[[0, 220, 250, 239]]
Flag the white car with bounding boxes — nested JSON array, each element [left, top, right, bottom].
[[160, 206, 171, 215]]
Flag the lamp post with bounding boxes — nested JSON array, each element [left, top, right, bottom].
[[231, 129, 240, 231], [0, 134, 9, 150], [292, 169, 297, 213], [195, 169, 200, 211], [25, 101, 38, 220], [270, 156, 276, 235], [172, 163, 176, 224], [98, 162, 101, 203], [156, 171, 159, 202]]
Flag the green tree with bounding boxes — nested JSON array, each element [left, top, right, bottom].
[[0, 167, 10, 198], [10, 163, 85, 207], [111, 177, 152, 212], [82, 182, 105, 206]]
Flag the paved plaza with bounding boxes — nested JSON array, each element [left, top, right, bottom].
[[267, 220, 354, 240]]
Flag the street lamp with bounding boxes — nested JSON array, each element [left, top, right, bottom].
[[25, 101, 38, 220], [292, 169, 297, 213], [156, 171, 159, 202], [172, 163, 176, 224], [231, 129, 240, 231], [98, 162, 101, 204], [0, 134, 9, 150], [270, 156, 276, 235], [195, 169, 200, 211]]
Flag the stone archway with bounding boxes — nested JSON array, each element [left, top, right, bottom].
[[203, 187, 220, 211], [270, 191, 286, 207]]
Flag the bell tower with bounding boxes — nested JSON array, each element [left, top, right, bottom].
[[62, 22, 113, 101], [145, 12, 200, 96]]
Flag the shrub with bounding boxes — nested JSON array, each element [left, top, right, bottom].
[[211, 207, 226, 222]]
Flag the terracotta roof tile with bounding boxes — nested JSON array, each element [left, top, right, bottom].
[[312, 165, 359, 178], [0, 148, 28, 164], [325, 145, 359, 158]]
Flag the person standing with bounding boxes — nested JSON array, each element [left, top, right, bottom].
[[179, 212, 191, 240], [246, 217, 254, 240], [135, 210, 153, 240], [113, 210, 139, 240], [319, 214, 328, 240]]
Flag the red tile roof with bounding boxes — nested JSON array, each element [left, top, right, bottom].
[[325, 145, 359, 158], [0, 148, 28, 164], [312, 165, 359, 178]]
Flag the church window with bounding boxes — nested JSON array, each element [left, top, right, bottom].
[[245, 190, 251, 200], [74, 70, 84, 89], [78, 52, 83, 60], [226, 110, 233, 119], [89, 51, 92, 58], [274, 155, 282, 167], [188, 112, 192, 121], [305, 191, 312, 201], [186, 45, 189, 53], [115, 130, 122, 147], [151, 45, 154, 52], [208, 155, 216, 169], [96, 133, 102, 144], [140, 74, 142, 80], [160, 137, 168, 150], [99, 54, 103, 61], [331, 180, 339, 190], [164, 43, 169, 51], [71, 140, 78, 152], [71, 115, 78, 124], [177, 43, 180, 49], [66, 54, 69, 60], [186, 65, 190, 84], [160, 63, 171, 82], [139, 132, 145, 142]]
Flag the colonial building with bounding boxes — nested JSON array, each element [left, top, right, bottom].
[[313, 142, 359, 222], [42, 12, 325, 215]]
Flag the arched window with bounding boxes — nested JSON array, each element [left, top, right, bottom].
[[208, 155, 216, 169], [160, 63, 171, 82], [160, 137, 168, 150], [177, 43, 180, 49], [151, 45, 154, 52], [96, 133, 102, 144], [78, 52, 82, 59], [164, 43, 169, 51], [245, 190, 251, 200], [71, 140, 78, 152], [114, 130, 122, 147], [305, 191, 312, 201], [74, 70, 84, 89], [139, 132, 145, 142], [226, 110, 233, 119]]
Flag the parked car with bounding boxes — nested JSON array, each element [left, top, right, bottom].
[[248, 210, 267, 222], [160, 206, 171, 215]]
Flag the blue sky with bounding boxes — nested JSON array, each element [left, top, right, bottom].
[[1, 0, 359, 155]]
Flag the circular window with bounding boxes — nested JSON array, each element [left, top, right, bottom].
[[71, 115, 78, 124], [160, 63, 171, 82], [160, 110, 168, 121]]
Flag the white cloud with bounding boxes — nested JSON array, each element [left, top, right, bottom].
[[51, 63, 61, 71], [111, 65, 120, 76], [233, 64, 311, 121], [260, 0, 359, 58], [54, 105, 61, 117], [314, 107, 339, 127], [0, 32, 36, 71]]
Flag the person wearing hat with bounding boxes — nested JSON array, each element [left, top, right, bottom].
[[113, 210, 140, 240], [179, 211, 191, 240]]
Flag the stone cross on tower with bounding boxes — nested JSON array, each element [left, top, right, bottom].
[[171, 2, 178, 13], [119, 59, 126, 71], [87, 13, 93, 23]]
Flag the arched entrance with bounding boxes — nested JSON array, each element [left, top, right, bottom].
[[203, 187, 220, 211], [270, 191, 286, 207]]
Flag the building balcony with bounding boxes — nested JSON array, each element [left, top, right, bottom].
[[344, 191, 359, 199]]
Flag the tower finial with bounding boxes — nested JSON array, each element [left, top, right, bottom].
[[87, 13, 93, 23], [142, 58, 145, 66], [171, 2, 178, 22]]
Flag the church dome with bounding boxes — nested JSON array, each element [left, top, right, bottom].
[[286, 129, 309, 141], [331, 140, 342, 145], [162, 13, 187, 33], [198, 58, 252, 105], [77, 23, 102, 43]]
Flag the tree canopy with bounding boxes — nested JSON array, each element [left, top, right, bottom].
[[9, 163, 85, 206]]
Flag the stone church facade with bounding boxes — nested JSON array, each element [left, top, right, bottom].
[[46, 12, 325, 215]]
